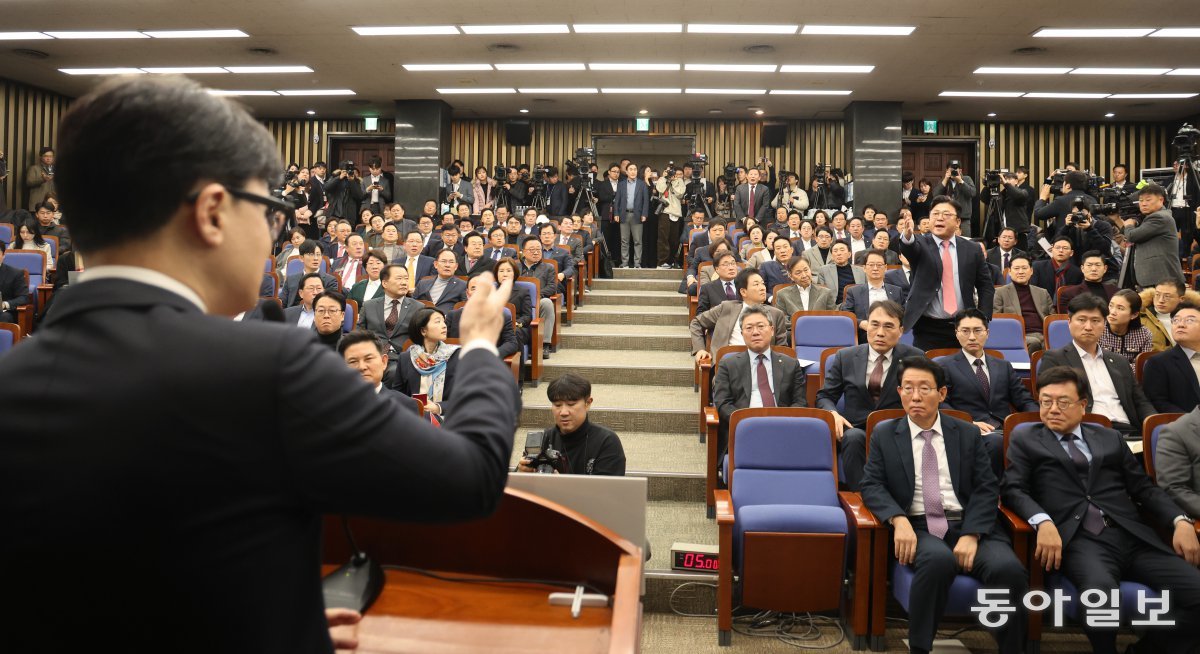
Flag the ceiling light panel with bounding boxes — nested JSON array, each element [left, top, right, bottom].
[[207, 90, 279, 96], [601, 88, 682, 93], [495, 63, 585, 71], [224, 66, 313, 73], [518, 88, 598, 94], [801, 25, 915, 35], [1108, 93, 1198, 98], [940, 91, 1025, 97], [45, 31, 148, 39], [1022, 92, 1111, 98], [403, 64, 493, 71], [573, 24, 683, 33], [460, 24, 568, 34], [352, 26, 460, 35], [589, 63, 681, 71], [685, 88, 766, 94], [1070, 67, 1170, 75], [142, 67, 229, 74], [685, 64, 777, 72], [59, 68, 145, 75], [1033, 28, 1153, 37], [687, 24, 798, 34], [974, 67, 1072, 74], [769, 89, 853, 95], [142, 30, 248, 38], [1151, 28, 1200, 37], [1167, 69, 1200, 75], [780, 65, 874, 73], [436, 88, 516, 94], [0, 32, 52, 40], [276, 89, 355, 96]]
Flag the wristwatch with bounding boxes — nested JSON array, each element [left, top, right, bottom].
[[1173, 515, 1195, 527]]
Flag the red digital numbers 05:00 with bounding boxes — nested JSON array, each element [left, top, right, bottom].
[[681, 552, 719, 570]]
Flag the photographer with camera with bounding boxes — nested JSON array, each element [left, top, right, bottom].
[[932, 161, 978, 231], [655, 165, 687, 268], [324, 160, 365, 223], [543, 166, 570, 218], [360, 157, 392, 215], [772, 170, 810, 214], [282, 167, 310, 209], [517, 373, 626, 476], [1059, 199, 1117, 269], [499, 166, 527, 214], [441, 164, 473, 215], [985, 170, 1031, 250], [1123, 182, 1184, 289], [681, 161, 715, 217], [1034, 169, 1090, 237]]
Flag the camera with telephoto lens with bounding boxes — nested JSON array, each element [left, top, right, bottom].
[[689, 153, 708, 181], [813, 163, 828, 186], [984, 168, 1009, 196], [1174, 123, 1199, 159], [523, 431, 568, 474], [948, 160, 962, 178], [493, 165, 508, 181], [338, 160, 357, 176], [1097, 185, 1139, 219], [531, 165, 552, 195], [722, 162, 738, 184], [1066, 197, 1096, 226]]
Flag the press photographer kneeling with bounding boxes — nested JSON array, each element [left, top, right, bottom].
[[519, 373, 627, 476]]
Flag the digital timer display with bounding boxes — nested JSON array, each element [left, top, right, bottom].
[[672, 550, 719, 571]]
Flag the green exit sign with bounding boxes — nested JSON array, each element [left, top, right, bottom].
[[923, 120, 938, 134], [635, 117, 650, 132]]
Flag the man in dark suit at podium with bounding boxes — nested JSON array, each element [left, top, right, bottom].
[[0, 76, 521, 654]]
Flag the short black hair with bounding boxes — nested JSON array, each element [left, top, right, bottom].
[[998, 227, 1017, 238], [1067, 292, 1108, 318], [1008, 253, 1032, 268], [734, 267, 762, 295], [863, 248, 887, 264], [55, 75, 279, 252], [1156, 278, 1187, 296], [1139, 182, 1167, 200], [313, 290, 346, 312], [381, 263, 407, 282], [929, 195, 963, 217], [1052, 236, 1073, 248], [1113, 163, 1128, 173], [538, 222, 557, 235], [434, 248, 458, 262], [1172, 298, 1200, 318], [462, 231, 485, 247], [547, 373, 592, 403], [520, 235, 541, 251], [895, 355, 946, 389], [1080, 249, 1106, 265], [298, 239, 321, 256], [337, 329, 385, 357], [34, 201, 55, 213], [1064, 170, 1088, 191], [407, 306, 445, 345], [867, 300, 903, 323], [714, 251, 736, 267], [1036, 365, 1090, 401], [953, 308, 990, 328], [709, 219, 727, 231], [299, 271, 325, 289], [489, 225, 506, 237]]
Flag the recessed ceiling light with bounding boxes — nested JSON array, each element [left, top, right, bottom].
[[517, 88, 598, 94], [768, 89, 853, 95], [1022, 92, 1110, 98], [352, 26, 460, 36], [939, 91, 1025, 97], [495, 63, 585, 71], [276, 89, 356, 96], [59, 68, 145, 75], [141, 67, 230, 74], [601, 88, 682, 94], [754, 109, 765, 115], [801, 25, 915, 36], [974, 67, 1072, 74], [589, 63, 680, 71], [1167, 69, 1200, 75], [403, 63, 493, 71], [1105, 112, 1116, 117], [207, 89, 279, 96], [305, 110, 316, 115], [143, 29, 249, 38], [1070, 67, 1170, 75], [1109, 93, 1198, 98], [45, 31, 148, 39], [780, 64, 874, 73], [638, 109, 649, 115], [687, 24, 798, 34], [572, 24, 683, 34], [1033, 28, 1154, 38], [987, 112, 998, 117], [1151, 28, 1200, 37], [519, 108, 529, 113], [436, 87, 517, 94], [685, 64, 777, 72], [0, 32, 52, 40], [686, 88, 766, 94], [460, 24, 569, 34], [225, 66, 314, 74]]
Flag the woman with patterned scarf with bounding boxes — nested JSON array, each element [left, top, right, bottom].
[[394, 307, 461, 417]]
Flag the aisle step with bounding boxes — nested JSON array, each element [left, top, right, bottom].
[[521, 405, 695, 434], [612, 267, 683, 280], [591, 278, 682, 293], [559, 325, 691, 352], [541, 349, 694, 386], [572, 305, 690, 326], [586, 290, 683, 307]]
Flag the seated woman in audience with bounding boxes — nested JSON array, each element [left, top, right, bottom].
[[793, 219, 817, 251], [811, 210, 829, 228], [1099, 288, 1154, 367], [356, 207, 374, 234], [745, 230, 777, 269], [714, 176, 732, 221], [739, 225, 765, 260], [362, 214, 386, 248], [378, 222, 403, 263], [347, 249, 388, 307], [11, 219, 54, 270], [275, 228, 307, 275], [495, 257, 532, 348], [394, 307, 460, 417]]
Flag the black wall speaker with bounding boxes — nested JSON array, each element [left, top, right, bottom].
[[760, 123, 787, 148], [505, 120, 532, 146]]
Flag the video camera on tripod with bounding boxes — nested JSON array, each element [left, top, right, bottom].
[[565, 147, 597, 190], [984, 169, 1011, 197]]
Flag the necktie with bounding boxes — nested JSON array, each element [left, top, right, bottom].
[[1191, 353, 1200, 386], [724, 281, 735, 300], [406, 257, 417, 288], [1003, 252, 1010, 270], [467, 259, 476, 271], [1062, 434, 1106, 535], [493, 250, 502, 261], [920, 429, 949, 539], [973, 359, 991, 399], [756, 354, 776, 407], [868, 354, 886, 404], [1054, 265, 1067, 290], [385, 299, 399, 334], [940, 240, 958, 314], [748, 185, 755, 216]]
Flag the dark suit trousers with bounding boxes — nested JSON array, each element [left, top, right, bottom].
[[913, 315, 960, 350], [840, 428, 868, 491], [905, 518, 1028, 653], [1060, 525, 1200, 654]]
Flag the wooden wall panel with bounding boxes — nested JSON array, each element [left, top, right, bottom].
[[0, 79, 71, 210], [901, 120, 1174, 184], [260, 118, 395, 169]]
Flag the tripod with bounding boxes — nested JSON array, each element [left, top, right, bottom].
[[811, 183, 830, 215], [571, 183, 600, 219], [979, 191, 1003, 244]]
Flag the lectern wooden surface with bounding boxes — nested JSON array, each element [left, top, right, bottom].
[[323, 487, 642, 653]]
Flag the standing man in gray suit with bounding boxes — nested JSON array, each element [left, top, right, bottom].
[[359, 264, 423, 374], [1123, 182, 1184, 289], [614, 162, 649, 269], [733, 167, 772, 224], [1157, 406, 1200, 517]]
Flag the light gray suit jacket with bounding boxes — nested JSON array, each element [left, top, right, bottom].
[[801, 247, 830, 272], [774, 283, 836, 316], [1155, 407, 1200, 517], [358, 294, 423, 356], [1125, 208, 1184, 287], [992, 282, 1051, 323], [814, 263, 867, 291], [690, 302, 790, 354]]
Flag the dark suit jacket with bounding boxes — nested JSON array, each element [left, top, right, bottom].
[[398, 254, 435, 283], [545, 182, 570, 217], [280, 271, 338, 307], [595, 178, 618, 221], [883, 267, 911, 300], [898, 234, 995, 332], [358, 294, 423, 356], [697, 278, 738, 315], [392, 348, 461, 413], [1003, 423, 1182, 554], [940, 351, 1038, 426], [614, 178, 650, 221], [986, 247, 1027, 271], [732, 183, 771, 222], [861, 414, 1001, 537], [1041, 344, 1156, 427], [482, 246, 516, 263], [0, 261, 30, 311], [816, 343, 926, 428], [1030, 259, 1083, 301], [446, 306, 520, 360], [0, 279, 519, 653], [713, 349, 807, 453], [1056, 281, 1117, 314], [456, 256, 493, 279], [519, 260, 558, 299], [414, 275, 467, 313], [840, 283, 904, 324], [1143, 345, 1200, 414], [380, 386, 420, 415]]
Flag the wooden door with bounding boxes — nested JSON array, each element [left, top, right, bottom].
[[901, 141, 977, 233], [333, 138, 393, 172]]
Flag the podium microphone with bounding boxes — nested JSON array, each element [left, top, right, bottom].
[[259, 299, 285, 323], [322, 517, 384, 613]]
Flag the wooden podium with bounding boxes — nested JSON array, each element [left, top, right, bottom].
[[322, 488, 643, 653]]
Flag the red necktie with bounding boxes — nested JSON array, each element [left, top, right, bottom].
[[756, 354, 776, 407], [941, 240, 958, 314], [748, 185, 756, 216], [868, 354, 886, 404]]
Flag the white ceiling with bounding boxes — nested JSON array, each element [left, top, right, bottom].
[[1, 0, 1199, 122]]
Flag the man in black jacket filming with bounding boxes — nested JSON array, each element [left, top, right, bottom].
[[1034, 169, 1091, 238], [518, 373, 626, 476]]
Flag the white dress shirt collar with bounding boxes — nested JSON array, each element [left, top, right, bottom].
[[79, 265, 207, 313]]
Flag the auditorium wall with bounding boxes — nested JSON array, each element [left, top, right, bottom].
[[0, 79, 71, 210]]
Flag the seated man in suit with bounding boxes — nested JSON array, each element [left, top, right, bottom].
[[853, 229, 899, 265], [1143, 299, 1200, 413], [1003, 365, 1200, 654], [1157, 406, 1200, 517], [456, 232, 492, 278], [1141, 280, 1189, 352], [1056, 250, 1117, 313], [815, 240, 865, 304], [282, 273, 325, 328], [424, 224, 464, 260], [686, 219, 732, 289], [696, 251, 741, 315], [1041, 293, 1157, 437], [774, 255, 836, 316], [842, 248, 904, 338], [757, 235, 794, 300], [0, 241, 30, 323], [399, 231, 435, 290], [883, 253, 912, 300], [862, 356, 1028, 654], [331, 233, 367, 290], [985, 227, 1026, 271], [691, 268, 789, 366], [555, 216, 586, 267], [357, 264, 422, 373], [446, 274, 520, 360], [518, 236, 559, 360], [311, 291, 347, 349], [1030, 236, 1083, 301], [280, 239, 338, 307], [483, 225, 516, 263], [414, 248, 468, 313], [817, 300, 925, 490], [323, 219, 351, 259], [993, 254, 1052, 353], [711, 305, 807, 460], [337, 329, 418, 415], [941, 308, 1039, 476], [517, 373, 626, 476], [537, 222, 576, 295]]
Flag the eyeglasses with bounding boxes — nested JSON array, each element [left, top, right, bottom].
[[864, 262, 886, 268], [1039, 398, 1081, 410], [899, 385, 939, 396], [1172, 316, 1200, 326], [314, 308, 344, 316], [929, 210, 958, 218], [956, 327, 987, 336], [185, 185, 292, 241]]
